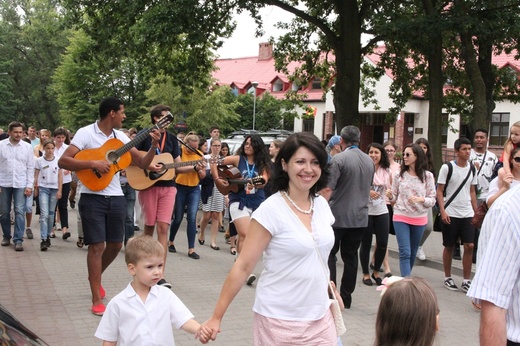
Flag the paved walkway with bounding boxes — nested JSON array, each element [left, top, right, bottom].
[[0, 207, 479, 345]]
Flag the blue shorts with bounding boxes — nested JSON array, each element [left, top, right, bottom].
[[78, 194, 126, 245]]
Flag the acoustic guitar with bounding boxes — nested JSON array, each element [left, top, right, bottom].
[[74, 113, 174, 191], [215, 165, 266, 195], [125, 152, 207, 190]]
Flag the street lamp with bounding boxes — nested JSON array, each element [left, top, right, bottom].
[[252, 81, 258, 131]]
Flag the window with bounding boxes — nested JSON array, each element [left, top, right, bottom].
[[490, 112, 510, 146], [303, 118, 314, 133], [311, 77, 322, 90], [291, 81, 301, 91], [272, 79, 283, 92]]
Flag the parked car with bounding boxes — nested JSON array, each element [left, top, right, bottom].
[[222, 129, 292, 155], [0, 304, 48, 345]]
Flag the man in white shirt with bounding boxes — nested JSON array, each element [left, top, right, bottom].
[[0, 122, 35, 251], [467, 183, 520, 346], [59, 97, 160, 316], [470, 129, 497, 202]]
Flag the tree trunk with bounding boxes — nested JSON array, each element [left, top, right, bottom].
[[477, 40, 495, 131], [332, 0, 362, 130], [427, 33, 445, 168], [460, 33, 488, 136]]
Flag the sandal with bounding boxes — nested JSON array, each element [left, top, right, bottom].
[[77, 237, 84, 248], [230, 247, 236, 255], [50, 232, 56, 238], [210, 244, 220, 250]]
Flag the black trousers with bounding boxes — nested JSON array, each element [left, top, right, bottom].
[[328, 227, 366, 302]]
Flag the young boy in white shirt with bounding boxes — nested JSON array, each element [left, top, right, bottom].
[[95, 235, 210, 345]]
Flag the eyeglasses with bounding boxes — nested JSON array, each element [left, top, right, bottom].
[[404, 153, 415, 157], [385, 149, 395, 153], [513, 157, 520, 163]]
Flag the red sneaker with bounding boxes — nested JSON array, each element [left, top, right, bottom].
[[91, 303, 106, 316]]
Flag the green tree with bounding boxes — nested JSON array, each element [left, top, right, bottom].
[[61, 0, 388, 130], [0, 0, 68, 129], [144, 77, 241, 135], [52, 29, 152, 130]]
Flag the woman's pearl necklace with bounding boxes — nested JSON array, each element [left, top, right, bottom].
[[283, 191, 314, 214]]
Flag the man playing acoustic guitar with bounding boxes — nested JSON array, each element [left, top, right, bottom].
[[58, 97, 161, 316], [134, 104, 205, 288]]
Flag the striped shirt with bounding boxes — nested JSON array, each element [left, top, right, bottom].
[[467, 183, 520, 343]]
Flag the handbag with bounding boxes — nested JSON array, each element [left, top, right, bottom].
[[312, 239, 346, 336], [471, 202, 488, 229], [328, 281, 347, 336], [433, 162, 474, 232]]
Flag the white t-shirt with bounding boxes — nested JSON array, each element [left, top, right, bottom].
[[470, 149, 497, 200], [438, 161, 477, 218], [251, 192, 335, 321], [35, 156, 61, 189], [95, 283, 194, 346], [71, 122, 130, 196], [55, 143, 72, 184]]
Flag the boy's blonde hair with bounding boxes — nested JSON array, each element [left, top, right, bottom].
[[125, 235, 164, 265]]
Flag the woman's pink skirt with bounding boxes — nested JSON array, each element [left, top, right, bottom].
[[253, 309, 337, 345]]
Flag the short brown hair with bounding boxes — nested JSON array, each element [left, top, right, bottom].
[[375, 277, 438, 346], [125, 235, 164, 265]]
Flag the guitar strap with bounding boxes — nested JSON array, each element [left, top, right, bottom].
[[175, 136, 203, 157]]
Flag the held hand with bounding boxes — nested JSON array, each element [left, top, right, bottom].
[[385, 189, 393, 199], [202, 318, 221, 342], [24, 188, 32, 197], [196, 325, 214, 344]]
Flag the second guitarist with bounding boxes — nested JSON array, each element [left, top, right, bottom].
[[135, 105, 204, 289]]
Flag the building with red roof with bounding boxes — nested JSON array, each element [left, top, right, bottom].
[[213, 43, 520, 152]]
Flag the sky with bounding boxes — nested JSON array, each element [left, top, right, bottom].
[[215, 7, 292, 59]]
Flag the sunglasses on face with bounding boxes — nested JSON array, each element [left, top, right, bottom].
[[513, 157, 520, 163], [404, 153, 415, 157]]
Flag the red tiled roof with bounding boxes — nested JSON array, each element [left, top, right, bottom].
[[214, 46, 520, 101], [213, 56, 326, 101]]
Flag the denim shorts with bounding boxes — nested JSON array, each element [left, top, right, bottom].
[[78, 194, 126, 245]]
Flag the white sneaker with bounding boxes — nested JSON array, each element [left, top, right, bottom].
[[416, 246, 426, 261]]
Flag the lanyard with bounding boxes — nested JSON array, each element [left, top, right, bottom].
[[245, 159, 255, 178], [156, 133, 167, 154]]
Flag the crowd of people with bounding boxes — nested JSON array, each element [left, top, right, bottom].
[[1, 98, 519, 345]]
